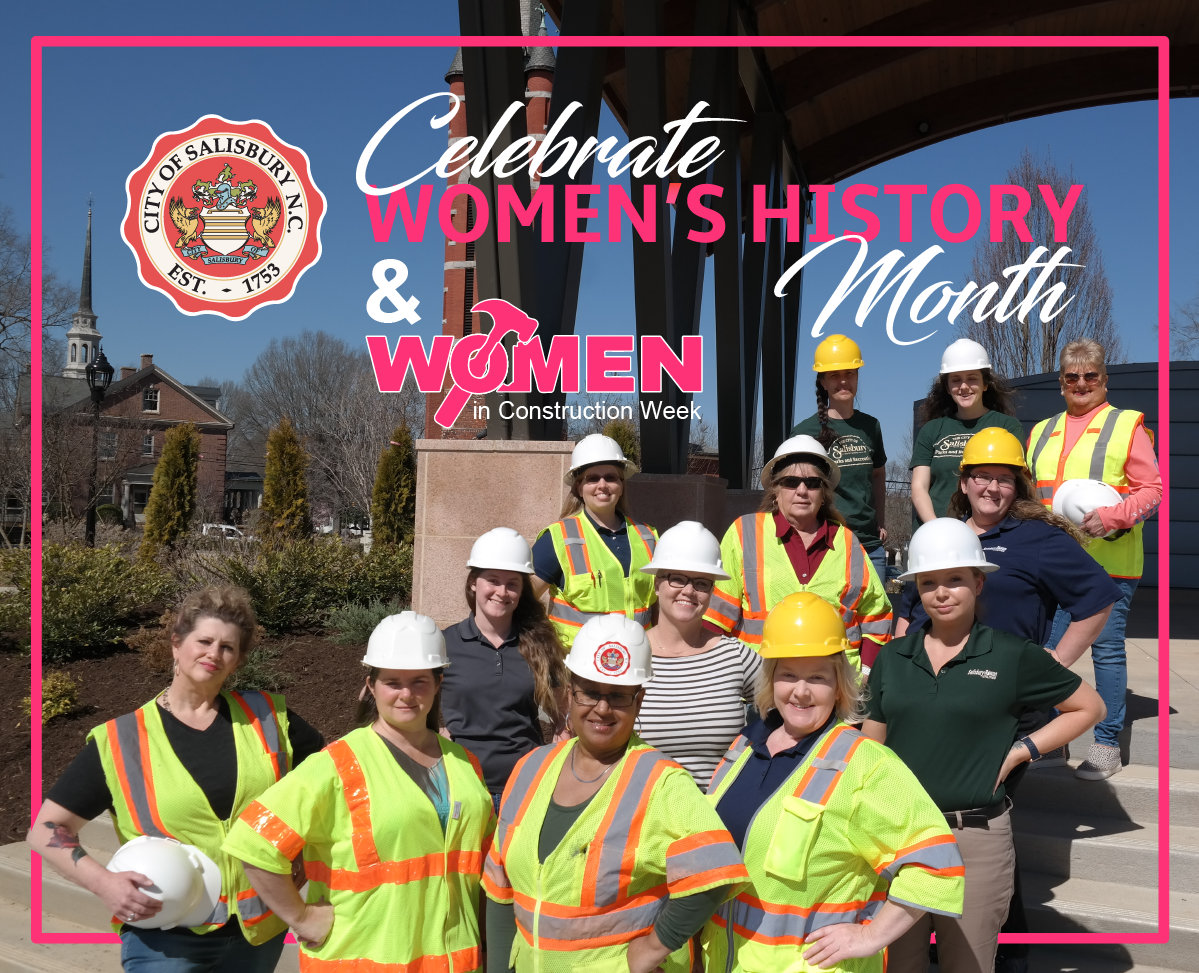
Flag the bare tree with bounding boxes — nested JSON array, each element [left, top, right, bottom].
[[1170, 294, 1199, 359], [959, 149, 1125, 377], [0, 204, 77, 369]]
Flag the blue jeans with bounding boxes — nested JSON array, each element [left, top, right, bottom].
[[120, 926, 286, 973], [1047, 577, 1138, 749], [867, 545, 887, 580]]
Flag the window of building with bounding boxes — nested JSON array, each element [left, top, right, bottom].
[[132, 487, 149, 515], [70, 344, 76, 363], [143, 387, 159, 412], [99, 432, 117, 460], [81, 345, 88, 363], [143, 434, 154, 456]]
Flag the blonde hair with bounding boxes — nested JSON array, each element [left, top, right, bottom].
[[1059, 338, 1107, 378], [758, 461, 847, 527], [560, 465, 633, 520], [754, 652, 867, 725]]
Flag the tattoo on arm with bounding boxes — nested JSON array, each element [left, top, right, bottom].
[[43, 822, 89, 865]]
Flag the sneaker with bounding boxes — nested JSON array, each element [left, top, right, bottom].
[[1029, 745, 1069, 770], [1075, 743, 1122, 780]]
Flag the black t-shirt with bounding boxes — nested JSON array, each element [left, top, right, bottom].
[[47, 697, 326, 822]]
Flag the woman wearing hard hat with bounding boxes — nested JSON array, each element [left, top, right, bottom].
[[703, 592, 964, 973], [29, 586, 326, 972], [530, 433, 659, 648], [224, 611, 494, 970], [705, 435, 893, 670], [441, 527, 570, 813], [636, 521, 763, 787], [483, 613, 749, 973], [862, 519, 1105, 972], [791, 334, 890, 579], [911, 338, 1024, 524]]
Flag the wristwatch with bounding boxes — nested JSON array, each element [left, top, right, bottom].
[[1017, 735, 1041, 761]]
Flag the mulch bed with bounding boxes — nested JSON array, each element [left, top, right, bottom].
[[2, 632, 373, 843]]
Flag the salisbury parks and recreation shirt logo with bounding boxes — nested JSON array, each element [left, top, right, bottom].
[[122, 116, 326, 320]]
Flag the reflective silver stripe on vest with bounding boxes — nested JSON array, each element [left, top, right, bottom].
[[236, 893, 272, 922], [632, 607, 653, 628], [202, 897, 229, 926], [631, 521, 657, 557], [483, 854, 512, 892], [1088, 408, 1125, 481], [839, 535, 865, 633], [515, 895, 663, 944], [878, 839, 964, 884], [707, 736, 751, 795], [859, 619, 892, 636], [560, 519, 591, 576], [665, 835, 744, 885], [740, 516, 762, 614], [233, 691, 289, 776], [1030, 413, 1064, 473], [112, 713, 168, 838], [591, 750, 673, 907], [723, 893, 884, 941], [496, 744, 562, 838], [548, 600, 593, 627], [797, 726, 862, 805]]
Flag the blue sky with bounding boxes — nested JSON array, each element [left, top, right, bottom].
[[5, 1, 1194, 460]]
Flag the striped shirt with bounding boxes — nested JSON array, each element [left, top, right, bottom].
[[638, 637, 763, 788]]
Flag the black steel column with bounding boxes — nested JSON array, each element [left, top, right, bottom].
[[760, 161, 786, 461], [781, 227, 806, 434]]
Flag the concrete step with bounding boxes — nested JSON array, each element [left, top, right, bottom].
[[1015, 762, 1194, 827], [1013, 807, 1199, 892], [1027, 945, 1190, 973], [0, 895, 120, 973]]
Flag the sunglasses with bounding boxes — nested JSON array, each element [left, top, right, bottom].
[[776, 475, 824, 491], [660, 573, 715, 593], [583, 472, 622, 485], [1062, 371, 1102, 387], [571, 689, 637, 708]]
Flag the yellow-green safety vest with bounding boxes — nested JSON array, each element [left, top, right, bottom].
[[223, 726, 495, 973], [1028, 404, 1148, 579], [483, 735, 749, 973], [705, 515, 892, 667], [89, 691, 293, 942], [539, 513, 659, 647], [703, 722, 964, 973]]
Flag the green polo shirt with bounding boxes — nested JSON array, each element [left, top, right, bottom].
[[865, 621, 1081, 812]]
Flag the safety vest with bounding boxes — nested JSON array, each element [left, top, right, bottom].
[[705, 515, 891, 667], [88, 691, 292, 942], [483, 736, 748, 973], [704, 722, 964, 973], [539, 513, 659, 647], [225, 726, 494, 973], [1028, 404, 1147, 578]]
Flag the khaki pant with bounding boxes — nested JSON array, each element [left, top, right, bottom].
[[887, 806, 1015, 973]]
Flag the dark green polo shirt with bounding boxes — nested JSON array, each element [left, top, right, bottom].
[[865, 621, 1081, 812]]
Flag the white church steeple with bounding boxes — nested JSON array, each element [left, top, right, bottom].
[[63, 203, 102, 380]]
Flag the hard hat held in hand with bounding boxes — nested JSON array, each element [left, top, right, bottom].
[[760, 591, 849, 659], [565, 434, 639, 484], [899, 518, 1000, 581], [940, 338, 992, 374], [565, 614, 653, 686], [467, 527, 533, 574], [363, 611, 449, 669], [760, 434, 841, 489], [642, 520, 730, 580], [106, 835, 221, 930], [812, 334, 864, 372], [1053, 479, 1122, 535], [958, 427, 1026, 471]]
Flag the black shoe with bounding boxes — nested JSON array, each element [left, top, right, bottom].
[[995, 955, 1029, 973]]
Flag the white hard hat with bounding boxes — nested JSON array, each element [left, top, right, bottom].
[[564, 614, 653, 686], [467, 527, 533, 574], [641, 521, 730, 580], [106, 835, 221, 930], [760, 434, 841, 489], [565, 434, 639, 484], [362, 611, 449, 669], [1053, 479, 1122, 536], [899, 517, 999, 581], [940, 338, 992, 374]]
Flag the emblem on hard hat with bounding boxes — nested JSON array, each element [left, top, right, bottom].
[[595, 641, 631, 676], [123, 115, 325, 320]]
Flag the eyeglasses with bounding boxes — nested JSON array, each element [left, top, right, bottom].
[[571, 689, 637, 708], [1062, 371, 1102, 387], [661, 573, 715, 593], [583, 472, 622, 485], [776, 475, 824, 491], [968, 471, 1017, 490]]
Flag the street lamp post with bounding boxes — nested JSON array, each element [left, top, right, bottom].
[[84, 347, 114, 547]]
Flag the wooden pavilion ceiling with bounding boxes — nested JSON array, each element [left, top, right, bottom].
[[540, 0, 1199, 184]]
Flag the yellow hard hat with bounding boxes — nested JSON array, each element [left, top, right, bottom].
[[958, 427, 1026, 472], [760, 592, 849, 659], [812, 334, 864, 372]]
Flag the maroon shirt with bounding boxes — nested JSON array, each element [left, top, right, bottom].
[[773, 511, 834, 583]]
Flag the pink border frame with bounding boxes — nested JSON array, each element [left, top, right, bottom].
[[28, 33, 1170, 949]]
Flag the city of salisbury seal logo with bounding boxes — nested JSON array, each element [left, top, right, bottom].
[[594, 641, 631, 677], [122, 116, 325, 320]]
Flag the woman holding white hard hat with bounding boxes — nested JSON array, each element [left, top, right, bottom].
[[225, 611, 494, 970], [911, 339, 1024, 525], [441, 528, 570, 813], [29, 586, 325, 972], [530, 434, 659, 648], [483, 614, 748, 973], [705, 434, 892, 670], [862, 520, 1104, 972], [637, 521, 762, 787]]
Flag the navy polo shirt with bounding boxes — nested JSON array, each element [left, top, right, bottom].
[[714, 711, 834, 850], [897, 516, 1122, 644], [531, 510, 633, 589]]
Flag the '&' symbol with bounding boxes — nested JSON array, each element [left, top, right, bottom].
[[367, 258, 421, 325]]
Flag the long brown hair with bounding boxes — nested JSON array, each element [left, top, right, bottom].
[[918, 368, 1015, 422], [466, 569, 568, 725], [759, 460, 848, 527], [948, 466, 1089, 546], [560, 465, 632, 520], [355, 667, 443, 730], [814, 375, 837, 449]]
